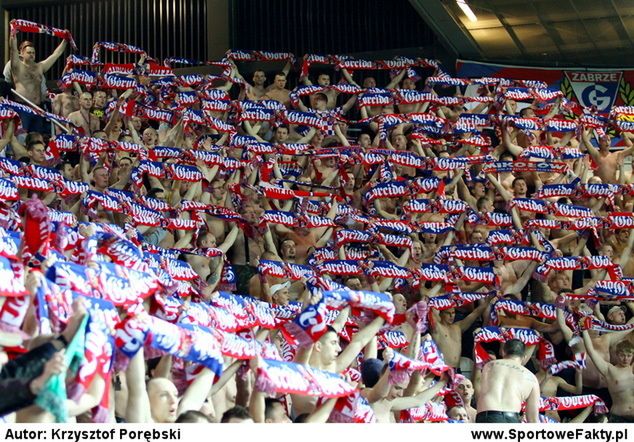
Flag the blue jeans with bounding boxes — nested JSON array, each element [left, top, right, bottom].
[[16, 108, 49, 134]]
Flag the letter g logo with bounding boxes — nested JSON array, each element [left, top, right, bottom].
[[581, 84, 611, 111]]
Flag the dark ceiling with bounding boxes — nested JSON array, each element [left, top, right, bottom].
[[410, 0, 634, 68]]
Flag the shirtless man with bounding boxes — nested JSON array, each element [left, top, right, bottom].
[[274, 199, 337, 264], [263, 72, 291, 107], [430, 297, 492, 368], [202, 179, 229, 243], [476, 339, 540, 423], [581, 129, 634, 184], [52, 85, 78, 118], [396, 77, 425, 114], [90, 166, 110, 192], [557, 297, 634, 390], [68, 92, 100, 135], [232, 58, 290, 102], [186, 226, 239, 282], [230, 204, 267, 293], [279, 239, 298, 264], [583, 332, 634, 422], [292, 317, 383, 415], [244, 70, 267, 101], [535, 363, 582, 421], [9, 36, 66, 106], [368, 367, 448, 422], [608, 229, 634, 277], [9, 37, 66, 132], [301, 73, 338, 109], [346, 69, 406, 118], [487, 173, 528, 202]]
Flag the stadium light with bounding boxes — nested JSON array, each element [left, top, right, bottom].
[[456, 0, 478, 22]]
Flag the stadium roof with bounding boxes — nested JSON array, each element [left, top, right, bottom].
[[410, 0, 634, 67]]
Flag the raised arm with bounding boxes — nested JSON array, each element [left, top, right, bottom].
[[243, 121, 266, 142], [390, 377, 447, 411], [9, 35, 20, 73], [505, 262, 538, 296], [502, 124, 524, 156], [303, 397, 338, 423], [556, 302, 574, 342], [486, 173, 513, 202], [312, 198, 338, 239], [340, 68, 359, 88], [365, 362, 391, 403], [618, 132, 634, 159], [457, 177, 478, 210], [218, 224, 240, 254], [543, 98, 561, 121], [281, 61, 291, 77], [172, 231, 193, 249], [554, 368, 583, 395], [0, 120, 14, 154], [581, 329, 610, 376], [297, 126, 318, 144], [40, 39, 68, 73], [295, 96, 310, 112], [335, 317, 385, 372], [568, 405, 594, 423], [331, 306, 351, 334], [177, 367, 215, 415], [580, 129, 601, 163], [125, 348, 152, 423], [333, 123, 351, 147], [341, 95, 357, 114], [66, 373, 106, 417], [457, 297, 492, 332], [386, 70, 407, 90]]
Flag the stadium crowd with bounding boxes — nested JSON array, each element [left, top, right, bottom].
[[0, 18, 634, 424]]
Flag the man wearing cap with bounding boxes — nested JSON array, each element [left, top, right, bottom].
[[476, 339, 540, 423], [606, 305, 627, 325], [268, 281, 291, 305]]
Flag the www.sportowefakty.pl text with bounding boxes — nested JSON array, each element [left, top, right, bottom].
[[471, 428, 628, 442]]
